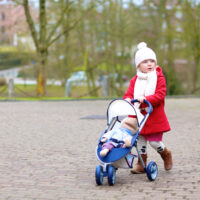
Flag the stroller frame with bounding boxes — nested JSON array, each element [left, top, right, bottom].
[[95, 99, 158, 186]]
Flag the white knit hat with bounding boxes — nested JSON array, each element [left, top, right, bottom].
[[135, 42, 157, 68]]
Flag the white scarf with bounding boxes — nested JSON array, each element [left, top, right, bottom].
[[134, 70, 157, 102]]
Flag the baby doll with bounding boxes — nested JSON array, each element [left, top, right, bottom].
[[100, 117, 138, 157]]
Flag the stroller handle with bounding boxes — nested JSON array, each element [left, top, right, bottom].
[[131, 99, 153, 114]]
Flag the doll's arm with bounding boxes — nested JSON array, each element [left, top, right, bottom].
[[101, 137, 108, 143], [123, 136, 132, 147]]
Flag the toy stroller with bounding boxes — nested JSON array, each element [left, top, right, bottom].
[[95, 99, 158, 186]]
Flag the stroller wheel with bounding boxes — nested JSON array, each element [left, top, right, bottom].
[[95, 165, 104, 185], [107, 165, 116, 186], [146, 161, 158, 181]]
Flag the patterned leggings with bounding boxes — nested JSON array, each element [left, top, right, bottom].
[[137, 135, 165, 154]]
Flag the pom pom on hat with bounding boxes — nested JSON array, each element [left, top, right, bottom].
[[135, 42, 157, 68], [137, 42, 147, 50]]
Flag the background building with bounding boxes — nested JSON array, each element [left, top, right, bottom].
[[0, 0, 36, 48]]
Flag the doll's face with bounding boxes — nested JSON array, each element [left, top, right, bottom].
[[122, 118, 138, 134], [138, 59, 156, 73]]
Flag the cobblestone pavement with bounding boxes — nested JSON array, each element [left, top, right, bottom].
[[0, 98, 199, 200]]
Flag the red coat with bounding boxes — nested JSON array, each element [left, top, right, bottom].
[[123, 66, 171, 135]]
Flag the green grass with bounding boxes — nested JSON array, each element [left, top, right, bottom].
[[0, 82, 128, 100], [0, 84, 66, 97], [0, 84, 105, 100]]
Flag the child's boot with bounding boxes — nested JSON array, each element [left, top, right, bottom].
[[130, 154, 147, 174], [159, 148, 173, 170], [100, 149, 109, 157]]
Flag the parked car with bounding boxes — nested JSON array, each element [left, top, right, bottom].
[[66, 71, 87, 83]]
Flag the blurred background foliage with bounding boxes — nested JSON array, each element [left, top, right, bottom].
[[1, 0, 200, 98]]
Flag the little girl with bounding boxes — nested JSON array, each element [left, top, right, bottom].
[[123, 42, 172, 173]]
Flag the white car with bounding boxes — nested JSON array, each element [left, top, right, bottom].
[[66, 71, 87, 83]]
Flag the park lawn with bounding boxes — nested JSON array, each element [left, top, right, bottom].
[[0, 84, 93, 99], [16, 84, 67, 97], [0, 84, 65, 98]]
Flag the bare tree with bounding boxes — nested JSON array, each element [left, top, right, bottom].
[[13, 0, 103, 96], [18, 0, 69, 96]]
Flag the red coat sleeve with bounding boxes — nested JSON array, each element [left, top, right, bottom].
[[123, 76, 137, 100]]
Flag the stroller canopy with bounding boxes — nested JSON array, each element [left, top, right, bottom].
[[107, 99, 143, 125]]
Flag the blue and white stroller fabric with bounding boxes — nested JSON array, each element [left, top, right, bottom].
[[96, 99, 144, 168]]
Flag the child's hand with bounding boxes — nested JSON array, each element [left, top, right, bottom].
[[138, 96, 146, 103], [101, 137, 108, 143], [125, 98, 131, 103]]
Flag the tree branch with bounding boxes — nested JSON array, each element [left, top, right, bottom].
[[23, 0, 39, 51], [39, 0, 47, 48], [46, 1, 74, 44], [47, 1, 99, 48]]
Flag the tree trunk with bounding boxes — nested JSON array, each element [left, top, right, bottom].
[[37, 50, 47, 96]]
